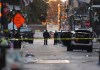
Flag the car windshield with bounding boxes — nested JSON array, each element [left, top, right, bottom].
[[20, 27, 32, 32], [75, 30, 91, 38]]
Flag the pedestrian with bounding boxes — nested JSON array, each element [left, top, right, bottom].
[[8, 30, 13, 38], [43, 30, 50, 45], [13, 30, 21, 48], [0, 30, 4, 39], [54, 30, 58, 45]]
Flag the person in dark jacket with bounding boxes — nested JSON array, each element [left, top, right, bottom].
[[54, 30, 58, 45], [43, 30, 50, 45], [14, 30, 21, 48], [0, 30, 4, 39]]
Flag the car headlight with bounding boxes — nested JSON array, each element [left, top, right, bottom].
[[15, 39, 19, 41]]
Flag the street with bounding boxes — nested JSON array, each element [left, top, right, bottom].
[[21, 32, 100, 70], [1, 0, 100, 70]]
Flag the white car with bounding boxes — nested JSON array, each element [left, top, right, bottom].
[[67, 28, 93, 52]]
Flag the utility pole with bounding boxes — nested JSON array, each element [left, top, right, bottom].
[[0, 1, 1, 17], [58, 3, 61, 31], [0, 1, 8, 69], [89, 0, 93, 28], [91, 0, 100, 65], [12, 5, 16, 38]]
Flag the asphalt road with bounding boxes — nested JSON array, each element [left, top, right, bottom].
[[21, 38, 100, 70]]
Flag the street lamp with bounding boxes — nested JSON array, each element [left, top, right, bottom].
[[12, 5, 15, 38]]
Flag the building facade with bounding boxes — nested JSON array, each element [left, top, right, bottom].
[[67, 0, 90, 30]]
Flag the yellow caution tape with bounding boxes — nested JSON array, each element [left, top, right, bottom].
[[8, 38, 100, 40]]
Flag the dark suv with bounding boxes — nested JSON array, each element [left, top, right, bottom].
[[20, 27, 34, 43], [67, 28, 93, 52]]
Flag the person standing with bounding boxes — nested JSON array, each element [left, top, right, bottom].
[[43, 30, 50, 45], [0, 30, 4, 39], [14, 30, 21, 48], [54, 30, 58, 45]]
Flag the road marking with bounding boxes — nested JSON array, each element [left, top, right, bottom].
[[33, 59, 70, 64], [24, 59, 70, 64]]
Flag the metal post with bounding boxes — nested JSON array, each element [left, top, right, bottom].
[[58, 4, 61, 31], [90, 0, 93, 28], [99, 46, 100, 65], [12, 5, 15, 38], [90, 0, 100, 65], [80, 15, 82, 28], [98, 37, 100, 65]]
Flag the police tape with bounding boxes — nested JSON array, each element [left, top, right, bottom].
[[8, 38, 100, 40]]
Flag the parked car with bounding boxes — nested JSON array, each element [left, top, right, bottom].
[[68, 28, 93, 52], [60, 31, 72, 46], [20, 27, 34, 43]]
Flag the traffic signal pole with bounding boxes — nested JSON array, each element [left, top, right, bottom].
[[98, 38, 100, 65], [99, 46, 100, 65], [90, 0, 100, 65], [0, 0, 7, 69], [12, 5, 15, 38]]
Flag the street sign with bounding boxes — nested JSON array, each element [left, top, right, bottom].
[[13, 13, 25, 28]]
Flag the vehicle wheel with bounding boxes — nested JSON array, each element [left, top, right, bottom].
[[87, 46, 93, 52], [29, 40, 33, 43], [67, 46, 73, 51]]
